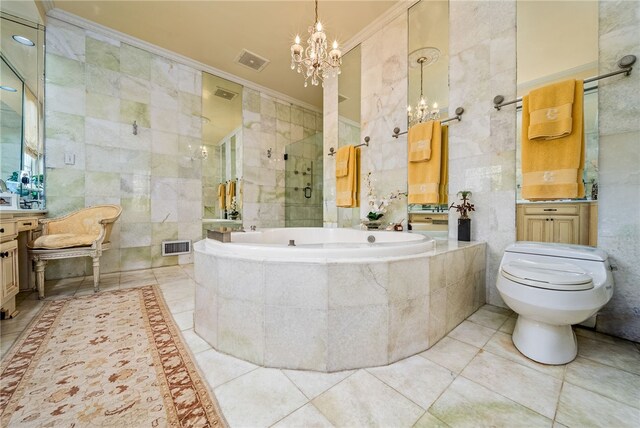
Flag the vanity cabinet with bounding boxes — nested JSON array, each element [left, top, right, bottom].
[[0, 210, 46, 318], [409, 212, 449, 232], [1, 240, 19, 305], [517, 202, 596, 246]]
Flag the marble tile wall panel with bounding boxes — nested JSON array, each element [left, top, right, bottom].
[[448, 1, 516, 307], [242, 87, 322, 228], [44, 17, 203, 277], [596, 1, 640, 341], [359, 14, 409, 226]]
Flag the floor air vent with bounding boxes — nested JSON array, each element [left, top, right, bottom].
[[162, 240, 191, 256], [235, 49, 270, 72]]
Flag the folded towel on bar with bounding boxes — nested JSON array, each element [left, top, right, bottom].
[[335, 146, 351, 177], [408, 121, 442, 204], [336, 145, 360, 208], [218, 183, 226, 210], [528, 79, 576, 140], [522, 80, 585, 200], [408, 120, 434, 162], [438, 125, 449, 205], [226, 180, 236, 210]]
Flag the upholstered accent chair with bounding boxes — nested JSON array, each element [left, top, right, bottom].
[[28, 205, 122, 299]]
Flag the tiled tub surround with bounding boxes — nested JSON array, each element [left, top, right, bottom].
[[194, 235, 485, 372]]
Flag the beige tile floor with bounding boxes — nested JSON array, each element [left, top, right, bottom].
[[1, 264, 639, 427]]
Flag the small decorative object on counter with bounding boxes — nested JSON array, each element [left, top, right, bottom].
[[449, 190, 475, 241], [228, 196, 240, 220]]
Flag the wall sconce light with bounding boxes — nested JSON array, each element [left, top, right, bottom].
[[189, 144, 208, 160]]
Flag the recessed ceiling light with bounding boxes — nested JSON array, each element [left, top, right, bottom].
[[0, 85, 18, 92], [12, 35, 35, 46]]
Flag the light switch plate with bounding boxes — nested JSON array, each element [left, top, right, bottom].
[[64, 152, 75, 165]]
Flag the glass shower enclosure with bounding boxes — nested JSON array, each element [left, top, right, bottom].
[[285, 132, 323, 227]]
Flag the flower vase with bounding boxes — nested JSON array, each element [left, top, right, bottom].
[[458, 218, 471, 241], [362, 219, 383, 230]]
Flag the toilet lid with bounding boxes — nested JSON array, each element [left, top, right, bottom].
[[501, 259, 593, 291]]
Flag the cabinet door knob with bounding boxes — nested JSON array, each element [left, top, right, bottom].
[[0, 228, 4, 233]]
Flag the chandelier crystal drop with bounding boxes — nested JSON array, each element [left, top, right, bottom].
[[408, 53, 441, 126], [291, 0, 341, 87]]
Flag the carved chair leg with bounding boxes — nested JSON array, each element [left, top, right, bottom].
[[34, 259, 46, 300], [92, 257, 100, 293]]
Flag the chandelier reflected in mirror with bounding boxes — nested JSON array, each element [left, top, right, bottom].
[[408, 47, 441, 126], [290, 0, 342, 87]]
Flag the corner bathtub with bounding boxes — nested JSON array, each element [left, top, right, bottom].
[[194, 227, 441, 372]]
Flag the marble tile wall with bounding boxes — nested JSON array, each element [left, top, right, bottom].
[[359, 14, 409, 226], [241, 87, 322, 228], [44, 17, 203, 278], [448, 1, 517, 306], [322, 75, 339, 228], [596, 1, 640, 342]]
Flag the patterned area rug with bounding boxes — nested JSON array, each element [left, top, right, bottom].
[[0, 286, 226, 427]]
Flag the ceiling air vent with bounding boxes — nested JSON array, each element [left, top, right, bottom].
[[338, 94, 349, 103], [214, 87, 238, 101], [235, 49, 270, 72], [162, 240, 191, 256]]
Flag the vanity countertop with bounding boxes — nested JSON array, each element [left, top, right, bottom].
[[517, 200, 596, 205], [0, 209, 47, 217]]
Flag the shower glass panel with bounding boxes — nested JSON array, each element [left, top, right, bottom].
[[285, 132, 323, 227]]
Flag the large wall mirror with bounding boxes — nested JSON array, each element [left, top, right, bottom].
[[201, 72, 243, 229], [337, 44, 361, 228], [406, 0, 449, 238], [515, 1, 598, 246], [0, 13, 45, 209]]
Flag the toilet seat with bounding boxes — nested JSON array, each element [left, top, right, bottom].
[[501, 259, 593, 291]]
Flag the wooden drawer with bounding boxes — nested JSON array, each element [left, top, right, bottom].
[[17, 218, 39, 232], [0, 221, 17, 240], [522, 205, 579, 216]]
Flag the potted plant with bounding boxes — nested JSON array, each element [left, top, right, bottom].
[[228, 197, 240, 220], [363, 172, 405, 229], [449, 190, 475, 241]]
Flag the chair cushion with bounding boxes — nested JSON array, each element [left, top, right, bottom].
[[30, 233, 97, 249]]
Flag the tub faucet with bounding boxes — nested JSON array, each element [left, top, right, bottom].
[[250, 225, 257, 231]]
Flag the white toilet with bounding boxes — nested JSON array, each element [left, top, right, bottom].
[[496, 242, 614, 365]]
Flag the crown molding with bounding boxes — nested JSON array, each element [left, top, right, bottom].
[[46, 8, 322, 113], [39, 0, 56, 14], [342, 0, 419, 54]]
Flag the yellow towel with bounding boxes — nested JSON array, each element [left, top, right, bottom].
[[408, 120, 434, 162], [438, 125, 449, 205], [218, 183, 226, 210], [522, 80, 585, 200], [336, 145, 359, 208], [528, 79, 575, 140], [335, 146, 350, 177], [354, 147, 361, 208], [408, 121, 442, 204], [226, 180, 236, 210]]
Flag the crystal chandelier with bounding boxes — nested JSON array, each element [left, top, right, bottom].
[[408, 48, 441, 126], [290, 0, 342, 87]]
